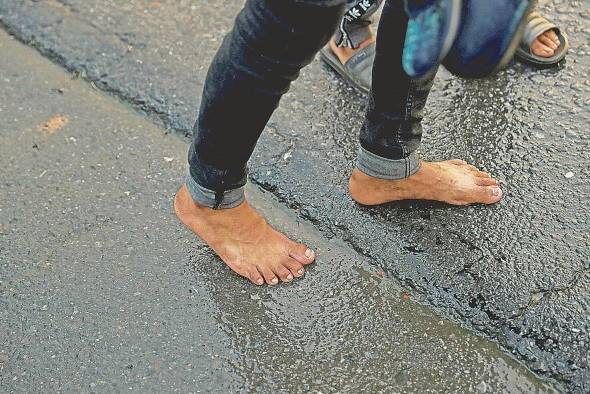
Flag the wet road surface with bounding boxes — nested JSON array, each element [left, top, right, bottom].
[[0, 31, 558, 393], [0, 0, 589, 391]]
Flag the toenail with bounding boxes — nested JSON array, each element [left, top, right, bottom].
[[271, 277, 278, 285], [305, 249, 314, 259], [256, 278, 264, 285], [297, 268, 305, 275], [286, 274, 293, 281], [492, 187, 502, 197]]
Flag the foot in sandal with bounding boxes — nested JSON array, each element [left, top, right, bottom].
[[515, 10, 569, 65]]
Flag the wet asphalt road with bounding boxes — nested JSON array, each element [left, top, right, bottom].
[[0, 0, 589, 391], [0, 31, 558, 393]]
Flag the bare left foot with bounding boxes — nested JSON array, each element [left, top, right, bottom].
[[349, 160, 503, 206]]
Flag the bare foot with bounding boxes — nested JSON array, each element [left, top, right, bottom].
[[174, 185, 315, 286], [531, 29, 560, 58], [329, 35, 376, 65], [348, 160, 503, 206]]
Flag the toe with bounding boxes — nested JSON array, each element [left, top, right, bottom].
[[479, 186, 503, 204], [539, 34, 558, 50], [532, 41, 555, 57], [288, 242, 316, 265], [248, 268, 265, 286], [283, 258, 305, 278], [273, 262, 294, 283], [475, 177, 499, 186], [257, 264, 279, 286], [546, 30, 560, 46]]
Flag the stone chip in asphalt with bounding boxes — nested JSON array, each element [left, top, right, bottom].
[[0, 31, 558, 393]]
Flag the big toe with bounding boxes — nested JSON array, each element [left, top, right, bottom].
[[477, 185, 503, 204], [289, 242, 316, 265], [546, 30, 560, 47]]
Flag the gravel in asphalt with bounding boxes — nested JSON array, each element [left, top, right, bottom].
[[0, 31, 559, 393], [0, 0, 588, 390]]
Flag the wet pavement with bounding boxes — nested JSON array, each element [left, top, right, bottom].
[[0, 31, 559, 393], [0, 0, 588, 391]]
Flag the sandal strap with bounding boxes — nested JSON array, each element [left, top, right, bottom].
[[523, 11, 559, 49], [345, 42, 376, 69]]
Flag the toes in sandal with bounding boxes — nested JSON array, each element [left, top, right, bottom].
[[320, 43, 375, 94], [515, 11, 569, 66]]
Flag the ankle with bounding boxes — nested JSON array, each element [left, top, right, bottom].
[[349, 169, 394, 205], [175, 184, 223, 218]]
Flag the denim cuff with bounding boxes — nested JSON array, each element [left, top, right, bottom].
[[356, 146, 420, 180], [185, 172, 245, 209]]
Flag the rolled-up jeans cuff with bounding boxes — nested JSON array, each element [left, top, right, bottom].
[[356, 147, 421, 180], [185, 172, 245, 209]]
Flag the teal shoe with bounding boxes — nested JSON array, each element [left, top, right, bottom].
[[442, 0, 532, 78], [402, 0, 462, 79]]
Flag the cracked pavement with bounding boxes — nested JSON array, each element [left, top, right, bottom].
[[0, 30, 559, 393], [0, 0, 589, 391]]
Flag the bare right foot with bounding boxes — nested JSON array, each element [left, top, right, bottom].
[[174, 185, 315, 286], [349, 160, 503, 206]]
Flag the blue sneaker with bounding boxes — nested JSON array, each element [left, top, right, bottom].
[[442, 0, 532, 78], [402, 0, 462, 79]]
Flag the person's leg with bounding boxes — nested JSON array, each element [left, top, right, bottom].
[[176, 0, 346, 285], [349, 0, 503, 206]]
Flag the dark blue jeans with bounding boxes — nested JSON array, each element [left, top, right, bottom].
[[187, 0, 433, 208]]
